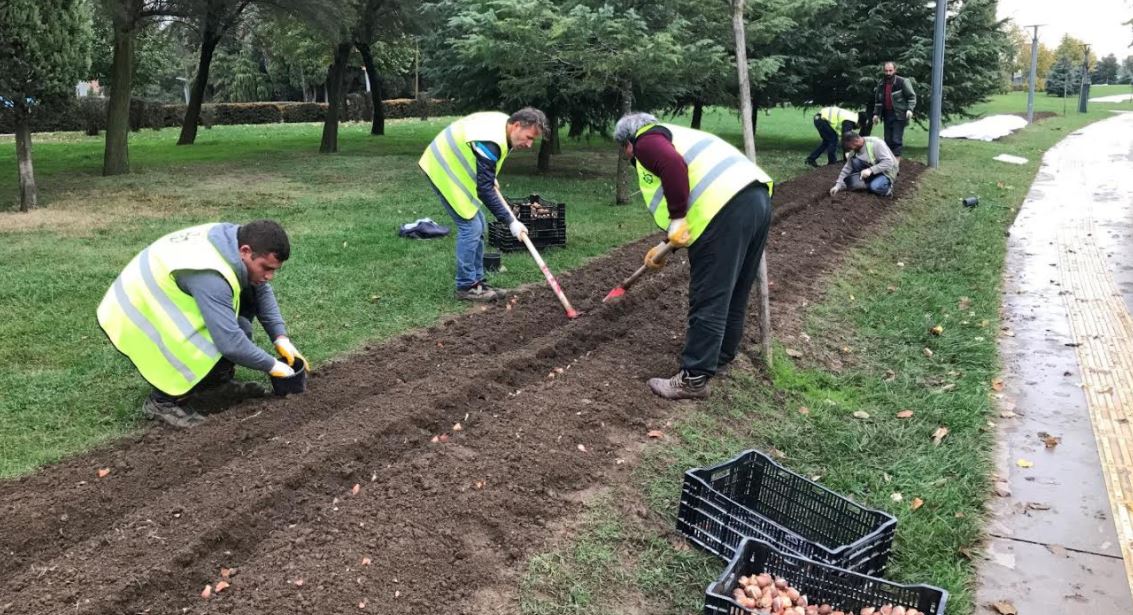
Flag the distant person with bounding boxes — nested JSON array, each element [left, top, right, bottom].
[[872, 61, 917, 160], [829, 132, 898, 198], [613, 112, 774, 401], [806, 106, 861, 167], [418, 108, 548, 301], [97, 221, 307, 428]]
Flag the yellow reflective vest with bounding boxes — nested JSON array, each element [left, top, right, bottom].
[[819, 106, 859, 129], [418, 112, 511, 220], [97, 224, 240, 396], [634, 124, 773, 245]]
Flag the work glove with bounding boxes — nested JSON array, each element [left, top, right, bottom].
[[905, 109, 913, 121], [509, 219, 528, 240], [667, 218, 691, 248], [269, 360, 296, 378], [274, 336, 307, 369], [861, 168, 873, 179], [829, 185, 841, 197], [872, 115, 880, 126], [644, 241, 669, 270]]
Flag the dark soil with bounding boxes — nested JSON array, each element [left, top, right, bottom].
[[1010, 111, 1058, 122], [0, 162, 925, 615]]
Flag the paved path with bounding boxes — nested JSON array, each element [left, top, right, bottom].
[[977, 112, 1133, 613]]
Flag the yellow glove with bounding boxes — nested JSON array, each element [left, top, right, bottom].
[[274, 336, 307, 369], [270, 360, 296, 378], [667, 218, 691, 248], [644, 242, 669, 270]]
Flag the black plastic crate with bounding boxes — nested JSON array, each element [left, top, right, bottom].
[[705, 538, 947, 615], [487, 194, 567, 252], [677, 449, 896, 576]]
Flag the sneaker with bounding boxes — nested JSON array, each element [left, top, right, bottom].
[[198, 380, 269, 400], [142, 394, 205, 428], [804, 158, 819, 168], [647, 370, 709, 400], [456, 283, 500, 302], [480, 282, 511, 298]]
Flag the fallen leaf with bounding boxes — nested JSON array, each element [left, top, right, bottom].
[[97, 468, 110, 478], [991, 378, 1005, 391], [852, 410, 871, 419], [1039, 432, 1061, 448], [1098, 386, 1114, 394], [1016, 458, 1034, 468], [923, 347, 934, 358], [577, 444, 587, 453], [361, 557, 371, 566], [890, 492, 904, 502], [990, 600, 1018, 615], [1046, 543, 1068, 558], [886, 285, 898, 293], [896, 410, 914, 419], [994, 481, 1012, 497], [1025, 502, 1051, 511], [897, 261, 905, 268], [883, 370, 897, 382], [931, 426, 950, 446], [646, 430, 664, 439], [215, 580, 230, 593], [999, 410, 1017, 419], [930, 325, 944, 336], [798, 406, 810, 415], [911, 497, 924, 511], [452, 422, 463, 432], [351, 484, 361, 496], [958, 297, 972, 310], [768, 448, 787, 460], [1000, 328, 1015, 337], [785, 348, 804, 358], [201, 584, 213, 599]]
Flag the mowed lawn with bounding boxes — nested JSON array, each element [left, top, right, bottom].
[[0, 87, 1130, 483]]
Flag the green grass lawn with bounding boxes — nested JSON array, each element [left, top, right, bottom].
[[2, 89, 1132, 611]]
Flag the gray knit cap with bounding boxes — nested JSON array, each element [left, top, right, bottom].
[[613, 112, 659, 144]]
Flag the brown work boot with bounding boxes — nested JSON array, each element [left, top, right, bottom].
[[647, 370, 709, 400]]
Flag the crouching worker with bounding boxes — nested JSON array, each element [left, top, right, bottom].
[[97, 220, 307, 428], [806, 106, 860, 167], [829, 132, 898, 198], [614, 112, 774, 401]]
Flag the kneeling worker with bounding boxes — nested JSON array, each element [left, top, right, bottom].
[[419, 108, 548, 301], [829, 132, 898, 198], [614, 112, 774, 401], [97, 220, 306, 428], [806, 106, 860, 167]]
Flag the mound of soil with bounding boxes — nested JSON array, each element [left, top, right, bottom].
[[0, 162, 926, 615], [1010, 111, 1057, 122]]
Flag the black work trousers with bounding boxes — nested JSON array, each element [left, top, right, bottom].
[[682, 182, 773, 378], [883, 111, 906, 157]]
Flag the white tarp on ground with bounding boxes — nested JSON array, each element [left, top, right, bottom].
[[994, 154, 1029, 165], [941, 114, 1028, 141], [1089, 93, 1133, 103]]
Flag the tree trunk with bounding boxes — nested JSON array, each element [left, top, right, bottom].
[[691, 99, 704, 129], [320, 42, 352, 154], [537, 109, 557, 171], [103, 23, 136, 176], [732, 0, 772, 367], [178, 27, 221, 145], [14, 105, 37, 212], [356, 42, 385, 135], [615, 82, 633, 205]]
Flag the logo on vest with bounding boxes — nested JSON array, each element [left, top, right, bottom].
[[643, 173, 655, 185]]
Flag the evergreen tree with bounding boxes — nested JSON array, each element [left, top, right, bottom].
[[0, 0, 93, 211], [1093, 53, 1119, 84], [1045, 54, 1082, 96]]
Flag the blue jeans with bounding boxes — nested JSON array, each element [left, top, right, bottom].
[[439, 197, 486, 290], [847, 157, 892, 196]]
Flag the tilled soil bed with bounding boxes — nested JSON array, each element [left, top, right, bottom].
[[0, 162, 925, 615]]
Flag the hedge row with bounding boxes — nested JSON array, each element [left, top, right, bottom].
[[0, 97, 455, 135]]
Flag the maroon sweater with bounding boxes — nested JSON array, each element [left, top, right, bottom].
[[633, 129, 690, 219]]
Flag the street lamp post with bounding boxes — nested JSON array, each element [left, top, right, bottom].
[[927, 0, 947, 168]]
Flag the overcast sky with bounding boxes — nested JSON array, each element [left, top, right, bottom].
[[998, 0, 1132, 58]]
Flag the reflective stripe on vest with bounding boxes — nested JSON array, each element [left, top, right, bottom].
[[634, 124, 773, 245], [97, 224, 241, 396], [820, 106, 857, 128], [418, 112, 511, 219]]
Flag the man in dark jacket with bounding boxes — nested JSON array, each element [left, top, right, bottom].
[[872, 62, 917, 160]]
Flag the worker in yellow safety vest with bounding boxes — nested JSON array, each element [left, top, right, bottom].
[[419, 108, 548, 302], [613, 112, 774, 400], [805, 106, 862, 167], [829, 132, 899, 198], [97, 220, 306, 428]]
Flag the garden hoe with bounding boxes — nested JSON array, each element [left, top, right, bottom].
[[602, 241, 674, 303], [520, 232, 579, 320]]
